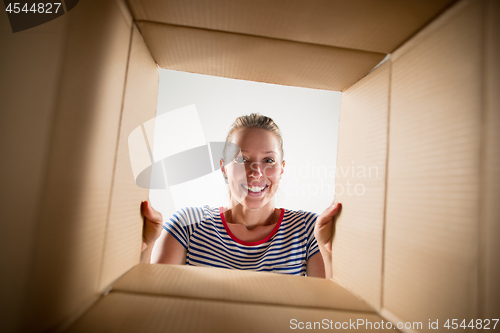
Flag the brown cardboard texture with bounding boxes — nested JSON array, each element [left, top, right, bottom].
[[136, 21, 386, 91], [333, 61, 391, 311], [67, 292, 384, 333], [384, 0, 483, 325], [99, 24, 159, 291], [112, 264, 374, 312], [0, 9, 70, 333], [482, 0, 500, 320], [127, 0, 456, 54], [1, 0, 499, 332]]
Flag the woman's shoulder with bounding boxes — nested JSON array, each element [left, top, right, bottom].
[[282, 207, 318, 223], [281, 208, 318, 239], [171, 205, 220, 223], [283, 209, 318, 229]]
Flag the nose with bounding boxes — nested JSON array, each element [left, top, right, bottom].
[[248, 162, 263, 179]]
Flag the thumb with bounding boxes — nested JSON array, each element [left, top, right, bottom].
[[316, 202, 341, 227], [326, 202, 341, 216], [142, 200, 163, 223]]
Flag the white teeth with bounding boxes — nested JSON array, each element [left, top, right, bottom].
[[243, 184, 266, 192]]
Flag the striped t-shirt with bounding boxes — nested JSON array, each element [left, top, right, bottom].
[[163, 205, 320, 276]]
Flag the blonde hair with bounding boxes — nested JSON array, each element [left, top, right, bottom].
[[223, 113, 284, 162]]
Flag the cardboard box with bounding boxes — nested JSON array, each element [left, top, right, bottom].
[[0, 0, 497, 331]]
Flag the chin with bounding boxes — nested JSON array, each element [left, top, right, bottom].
[[241, 201, 271, 210], [241, 195, 275, 210]]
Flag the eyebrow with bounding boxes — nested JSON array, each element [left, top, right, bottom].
[[240, 149, 277, 154]]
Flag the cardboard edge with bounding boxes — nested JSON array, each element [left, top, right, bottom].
[[114, 0, 133, 24], [95, 21, 136, 294], [112, 288, 378, 314], [380, 59, 393, 311], [125, 0, 147, 20], [52, 294, 104, 333], [136, 20, 387, 57], [331, 276, 381, 315], [340, 54, 391, 92], [379, 309, 420, 333]]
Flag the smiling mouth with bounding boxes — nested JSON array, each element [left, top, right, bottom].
[[241, 184, 268, 193]]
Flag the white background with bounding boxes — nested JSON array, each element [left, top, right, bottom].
[[150, 69, 341, 220]]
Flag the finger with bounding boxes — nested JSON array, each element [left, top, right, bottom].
[[142, 200, 163, 223], [324, 202, 341, 216], [315, 203, 341, 228], [328, 202, 341, 215]]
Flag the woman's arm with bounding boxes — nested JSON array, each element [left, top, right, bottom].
[[150, 229, 187, 264], [310, 202, 341, 279], [306, 252, 327, 278], [140, 200, 186, 264]]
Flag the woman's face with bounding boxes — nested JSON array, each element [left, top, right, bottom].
[[222, 127, 285, 210]]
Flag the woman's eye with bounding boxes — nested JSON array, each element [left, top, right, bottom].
[[234, 156, 247, 163], [264, 158, 275, 163]]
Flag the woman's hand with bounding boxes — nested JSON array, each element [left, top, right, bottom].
[[314, 202, 341, 253], [312, 202, 341, 279], [307, 202, 341, 279], [140, 200, 163, 252]]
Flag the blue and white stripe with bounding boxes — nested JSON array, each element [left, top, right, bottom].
[[163, 206, 320, 276]]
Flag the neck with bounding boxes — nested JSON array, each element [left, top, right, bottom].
[[226, 200, 276, 230]]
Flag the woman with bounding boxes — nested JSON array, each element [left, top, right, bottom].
[[140, 113, 341, 278]]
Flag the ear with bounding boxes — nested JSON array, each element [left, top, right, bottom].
[[220, 158, 226, 175], [280, 160, 285, 176]]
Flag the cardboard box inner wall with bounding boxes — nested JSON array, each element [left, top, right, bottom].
[[482, 0, 500, 319], [20, 1, 134, 330], [0, 0, 498, 332], [0, 9, 69, 333], [98, 23, 159, 291], [127, 0, 456, 54], [0, 1, 157, 331], [333, 0, 500, 326], [333, 61, 390, 311], [384, 0, 483, 324]]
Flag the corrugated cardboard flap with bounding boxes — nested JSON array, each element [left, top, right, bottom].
[[113, 264, 374, 312], [125, 0, 458, 91], [68, 293, 384, 333], [67, 264, 384, 332], [127, 0, 457, 54], [136, 21, 385, 91]]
